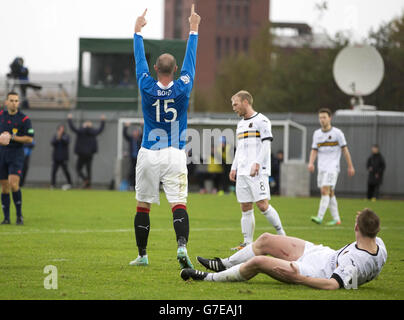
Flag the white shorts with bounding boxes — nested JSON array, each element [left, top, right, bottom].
[[135, 147, 188, 204], [317, 171, 339, 189], [294, 241, 335, 279], [236, 174, 270, 203]]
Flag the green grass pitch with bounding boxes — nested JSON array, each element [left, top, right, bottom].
[[0, 188, 403, 300]]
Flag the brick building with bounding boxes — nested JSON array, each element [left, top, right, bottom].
[[164, 0, 270, 91]]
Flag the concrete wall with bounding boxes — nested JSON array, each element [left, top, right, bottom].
[[21, 110, 404, 198], [24, 109, 138, 188], [269, 112, 404, 198], [280, 161, 310, 197]]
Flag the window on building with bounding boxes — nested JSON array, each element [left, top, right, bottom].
[[174, 0, 183, 39], [243, 37, 249, 52], [235, 5, 240, 26], [243, 5, 249, 27], [216, 37, 222, 60], [217, 3, 222, 26], [225, 37, 230, 56], [234, 37, 239, 52], [81, 52, 141, 89], [226, 4, 232, 25]]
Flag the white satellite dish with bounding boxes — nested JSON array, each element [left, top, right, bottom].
[[333, 45, 384, 110]]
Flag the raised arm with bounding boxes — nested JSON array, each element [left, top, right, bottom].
[[134, 8, 147, 33], [180, 4, 201, 83], [67, 114, 79, 134], [189, 4, 201, 33], [134, 9, 150, 84], [93, 115, 106, 136]]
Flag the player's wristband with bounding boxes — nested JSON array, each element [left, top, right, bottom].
[[189, 31, 198, 35]]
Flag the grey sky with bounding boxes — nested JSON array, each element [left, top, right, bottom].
[[0, 0, 403, 75]]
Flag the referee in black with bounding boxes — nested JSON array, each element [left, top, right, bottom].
[[0, 92, 34, 225]]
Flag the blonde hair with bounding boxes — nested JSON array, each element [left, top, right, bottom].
[[232, 90, 253, 106]]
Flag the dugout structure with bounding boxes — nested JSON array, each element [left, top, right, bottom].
[[77, 38, 186, 110], [115, 117, 307, 191]]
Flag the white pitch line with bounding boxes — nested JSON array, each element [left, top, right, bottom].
[[0, 226, 399, 236]]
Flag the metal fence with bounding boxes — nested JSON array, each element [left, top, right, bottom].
[[272, 112, 404, 198], [15, 110, 404, 198], [0, 79, 76, 109]]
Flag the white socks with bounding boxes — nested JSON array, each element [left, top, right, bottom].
[[205, 264, 246, 282], [317, 195, 340, 221], [241, 210, 255, 244], [329, 196, 340, 221], [222, 243, 255, 268], [317, 195, 330, 220], [241, 205, 286, 242], [261, 205, 286, 235]]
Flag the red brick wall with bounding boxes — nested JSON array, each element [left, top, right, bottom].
[[164, 0, 270, 90]]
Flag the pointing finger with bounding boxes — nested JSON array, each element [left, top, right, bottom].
[[142, 8, 147, 17], [191, 4, 195, 14]]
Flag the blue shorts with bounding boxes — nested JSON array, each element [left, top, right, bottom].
[[0, 147, 24, 179]]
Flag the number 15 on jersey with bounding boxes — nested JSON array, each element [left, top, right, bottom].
[[152, 99, 177, 123]]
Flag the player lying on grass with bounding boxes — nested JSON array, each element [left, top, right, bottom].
[[181, 208, 387, 290]]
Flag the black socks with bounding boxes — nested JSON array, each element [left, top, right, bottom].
[[12, 190, 22, 217], [172, 204, 189, 247], [1, 193, 10, 220], [1, 191, 22, 220], [134, 207, 150, 257], [134, 204, 190, 257]]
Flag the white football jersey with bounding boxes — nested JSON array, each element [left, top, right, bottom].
[[327, 237, 387, 289], [233, 113, 273, 176], [311, 127, 347, 172]]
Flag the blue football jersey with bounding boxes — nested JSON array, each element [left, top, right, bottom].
[[134, 33, 198, 150]]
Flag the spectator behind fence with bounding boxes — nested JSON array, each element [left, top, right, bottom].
[[367, 144, 386, 201], [7, 57, 42, 109], [51, 124, 72, 190], [20, 140, 35, 187], [217, 137, 233, 195], [207, 146, 224, 194], [271, 150, 283, 195], [119, 68, 134, 88], [123, 122, 142, 190], [196, 149, 220, 194], [67, 114, 105, 189], [98, 65, 115, 87]]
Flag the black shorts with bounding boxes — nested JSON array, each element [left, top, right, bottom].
[[0, 147, 24, 179]]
